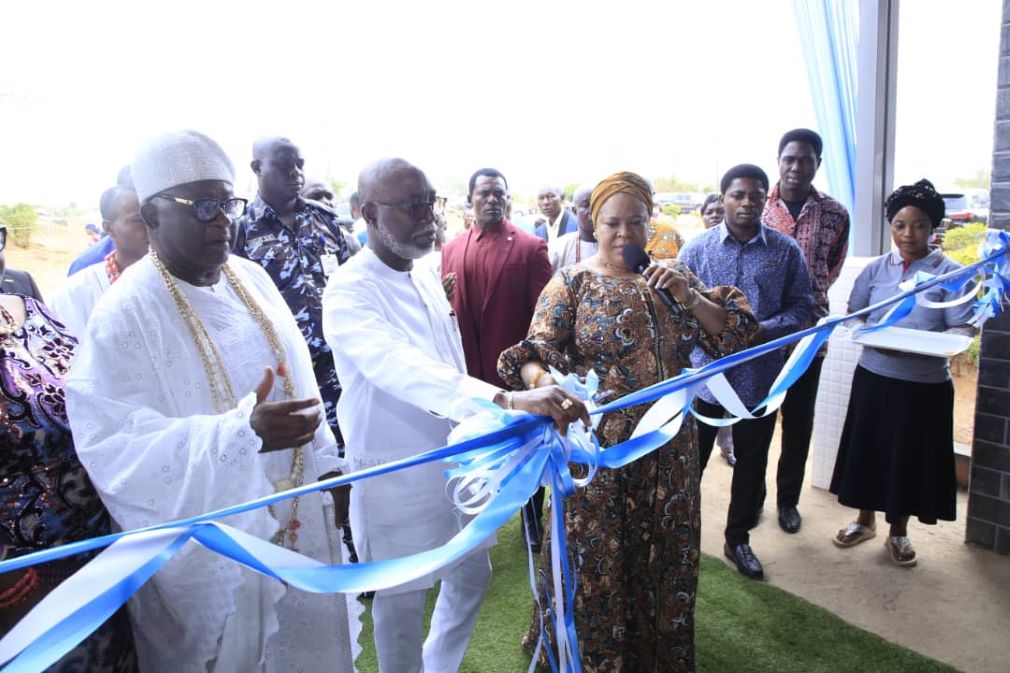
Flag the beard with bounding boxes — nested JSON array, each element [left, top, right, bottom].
[[378, 221, 432, 260]]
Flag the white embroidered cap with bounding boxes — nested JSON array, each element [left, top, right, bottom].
[[132, 130, 235, 203]]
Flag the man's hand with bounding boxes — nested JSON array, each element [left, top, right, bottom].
[[497, 385, 590, 435], [442, 272, 457, 301], [749, 326, 767, 345], [250, 367, 323, 452], [642, 262, 692, 304], [319, 471, 350, 528]]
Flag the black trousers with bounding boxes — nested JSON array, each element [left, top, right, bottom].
[[776, 356, 824, 509], [522, 488, 545, 541], [696, 399, 778, 545]]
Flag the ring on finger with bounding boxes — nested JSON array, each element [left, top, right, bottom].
[[560, 398, 573, 410]]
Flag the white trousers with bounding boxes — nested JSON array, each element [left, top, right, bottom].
[[371, 549, 491, 673]]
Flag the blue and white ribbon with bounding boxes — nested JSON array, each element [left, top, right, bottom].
[[1, 231, 1008, 672]]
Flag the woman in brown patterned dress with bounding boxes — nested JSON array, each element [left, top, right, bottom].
[[498, 172, 756, 673], [0, 290, 137, 672]]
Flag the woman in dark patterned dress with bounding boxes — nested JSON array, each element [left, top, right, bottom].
[[498, 172, 757, 673], [0, 291, 137, 672]]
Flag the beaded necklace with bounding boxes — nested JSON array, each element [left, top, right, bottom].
[[149, 251, 305, 550]]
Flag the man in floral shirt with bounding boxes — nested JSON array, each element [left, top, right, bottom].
[[234, 136, 351, 446], [762, 128, 849, 535]]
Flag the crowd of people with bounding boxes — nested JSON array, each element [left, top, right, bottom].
[[0, 126, 975, 673]]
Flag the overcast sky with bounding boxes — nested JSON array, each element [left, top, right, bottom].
[[0, 0, 1001, 206]]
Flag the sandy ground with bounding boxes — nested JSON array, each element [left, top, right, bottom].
[[700, 427, 1010, 673]]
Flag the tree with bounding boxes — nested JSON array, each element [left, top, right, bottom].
[[652, 175, 702, 193], [0, 204, 38, 247], [953, 169, 991, 190], [327, 178, 348, 198]]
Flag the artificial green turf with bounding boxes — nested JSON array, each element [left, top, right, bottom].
[[353, 514, 957, 672]]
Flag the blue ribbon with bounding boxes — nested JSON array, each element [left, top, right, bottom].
[[2, 232, 1008, 672]]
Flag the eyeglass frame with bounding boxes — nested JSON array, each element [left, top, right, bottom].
[[369, 198, 444, 221], [153, 194, 248, 222]]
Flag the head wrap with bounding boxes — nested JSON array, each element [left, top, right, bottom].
[[590, 171, 653, 225], [885, 179, 945, 229], [132, 130, 235, 204]]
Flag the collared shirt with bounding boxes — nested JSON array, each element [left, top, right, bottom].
[[234, 195, 351, 442], [849, 247, 975, 383], [545, 210, 565, 241], [463, 224, 507, 334], [679, 222, 814, 406], [548, 232, 598, 272], [763, 183, 849, 320]]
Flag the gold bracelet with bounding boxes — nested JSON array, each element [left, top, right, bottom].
[[528, 368, 549, 390]]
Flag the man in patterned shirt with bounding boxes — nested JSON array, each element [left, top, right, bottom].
[[762, 129, 850, 535], [234, 136, 351, 446], [680, 163, 813, 580]]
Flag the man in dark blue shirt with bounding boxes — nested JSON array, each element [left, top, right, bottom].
[[233, 136, 351, 445], [679, 164, 813, 580]]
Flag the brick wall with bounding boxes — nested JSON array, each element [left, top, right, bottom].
[[966, 0, 1010, 554]]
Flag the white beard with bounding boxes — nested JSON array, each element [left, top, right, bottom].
[[378, 222, 432, 260]]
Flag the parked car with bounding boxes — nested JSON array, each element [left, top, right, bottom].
[[654, 192, 705, 213], [940, 189, 989, 227]]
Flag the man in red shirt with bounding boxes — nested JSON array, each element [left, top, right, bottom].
[[441, 168, 553, 551], [762, 128, 850, 534]]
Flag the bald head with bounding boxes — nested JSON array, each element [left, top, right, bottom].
[[251, 136, 304, 210], [302, 177, 334, 208], [252, 136, 298, 162], [573, 183, 595, 238], [357, 158, 426, 205], [358, 158, 437, 270]]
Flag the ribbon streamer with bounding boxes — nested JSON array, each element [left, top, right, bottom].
[[1, 231, 1008, 672]]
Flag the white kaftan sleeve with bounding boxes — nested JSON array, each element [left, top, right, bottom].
[[322, 275, 499, 422]]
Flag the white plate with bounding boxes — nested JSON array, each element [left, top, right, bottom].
[[849, 326, 973, 358]]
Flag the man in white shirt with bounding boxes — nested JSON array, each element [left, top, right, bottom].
[[548, 184, 598, 272], [49, 177, 149, 336], [323, 158, 587, 673], [67, 130, 357, 672]]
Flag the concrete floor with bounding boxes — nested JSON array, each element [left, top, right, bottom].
[[699, 432, 1010, 673]]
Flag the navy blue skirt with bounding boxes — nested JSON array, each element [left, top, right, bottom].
[[829, 365, 957, 525]]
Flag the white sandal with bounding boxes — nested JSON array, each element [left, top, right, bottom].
[[886, 536, 917, 567], [833, 521, 876, 548]]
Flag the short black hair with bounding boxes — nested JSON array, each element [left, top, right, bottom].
[[468, 168, 509, 197], [778, 128, 823, 158], [720, 164, 769, 194], [99, 180, 137, 221], [700, 193, 721, 213]]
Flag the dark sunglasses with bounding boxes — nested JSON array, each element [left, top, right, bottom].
[[0, 226, 6, 253], [154, 195, 248, 222], [370, 199, 444, 221]]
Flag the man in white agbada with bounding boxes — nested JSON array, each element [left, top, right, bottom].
[[49, 178, 149, 335], [66, 130, 359, 673], [322, 158, 588, 673]]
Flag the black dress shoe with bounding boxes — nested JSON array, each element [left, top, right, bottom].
[[724, 542, 764, 580], [521, 522, 542, 554], [778, 506, 802, 534]]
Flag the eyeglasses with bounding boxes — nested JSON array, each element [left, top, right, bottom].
[[370, 199, 444, 221], [0, 227, 6, 253], [154, 195, 248, 222]]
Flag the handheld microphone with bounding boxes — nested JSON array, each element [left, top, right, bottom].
[[621, 242, 679, 313]]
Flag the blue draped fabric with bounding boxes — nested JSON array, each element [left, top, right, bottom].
[[793, 0, 858, 214]]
